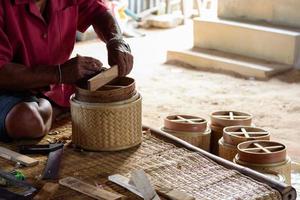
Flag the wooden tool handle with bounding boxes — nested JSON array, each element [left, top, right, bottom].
[[88, 65, 118, 91]]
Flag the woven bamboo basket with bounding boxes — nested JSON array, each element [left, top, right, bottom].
[[70, 93, 142, 151], [234, 155, 291, 185], [218, 138, 237, 161], [161, 127, 211, 152], [209, 111, 253, 155], [223, 126, 270, 146], [164, 115, 207, 132], [210, 110, 253, 127], [219, 126, 270, 161]]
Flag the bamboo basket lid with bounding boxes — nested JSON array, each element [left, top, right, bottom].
[[237, 140, 287, 164], [75, 77, 136, 103], [164, 115, 207, 132], [210, 111, 252, 127], [223, 126, 270, 146]]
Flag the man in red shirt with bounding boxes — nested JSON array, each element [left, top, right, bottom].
[[0, 0, 133, 141]]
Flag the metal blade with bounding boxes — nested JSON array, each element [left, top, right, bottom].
[[42, 147, 63, 180], [130, 170, 160, 200]]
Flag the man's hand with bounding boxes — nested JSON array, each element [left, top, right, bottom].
[[60, 55, 103, 84], [107, 38, 133, 77]]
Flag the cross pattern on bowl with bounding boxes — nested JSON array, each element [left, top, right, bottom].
[[241, 141, 285, 154], [227, 127, 269, 138], [169, 115, 205, 124], [212, 111, 250, 120]]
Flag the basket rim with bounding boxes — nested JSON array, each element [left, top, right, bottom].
[[70, 93, 141, 108]]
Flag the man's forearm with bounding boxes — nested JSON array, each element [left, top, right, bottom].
[[92, 11, 123, 43], [0, 63, 58, 90]]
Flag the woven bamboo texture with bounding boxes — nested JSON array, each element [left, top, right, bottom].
[[0, 120, 282, 200], [161, 127, 211, 151], [234, 156, 292, 185], [70, 94, 142, 151], [218, 138, 238, 161]]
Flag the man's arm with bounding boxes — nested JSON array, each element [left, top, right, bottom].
[[91, 11, 121, 43], [0, 56, 102, 90], [92, 11, 134, 77], [0, 63, 58, 90]]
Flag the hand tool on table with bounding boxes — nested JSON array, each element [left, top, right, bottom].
[[109, 170, 195, 200], [0, 146, 38, 167], [19, 143, 64, 180], [0, 168, 36, 200], [109, 170, 160, 200], [88, 65, 118, 91], [59, 177, 124, 200]]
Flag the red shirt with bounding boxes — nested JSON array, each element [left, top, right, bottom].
[[0, 0, 108, 107]]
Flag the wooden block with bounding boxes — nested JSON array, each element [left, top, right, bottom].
[[167, 48, 292, 79], [33, 183, 59, 200], [193, 17, 300, 67], [218, 0, 300, 28], [88, 66, 118, 91], [59, 177, 123, 200], [0, 146, 38, 167]]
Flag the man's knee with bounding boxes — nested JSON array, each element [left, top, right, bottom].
[[5, 99, 52, 139]]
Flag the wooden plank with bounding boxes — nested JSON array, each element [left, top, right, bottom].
[[59, 177, 123, 200], [33, 183, 59, 200], [0, 146, 38, 167], [88, 66, 118, 91], [167, 48, 292, 79], [130, 170, 160, 200]]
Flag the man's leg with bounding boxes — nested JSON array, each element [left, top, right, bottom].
[[0, 92, 52, 141]]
